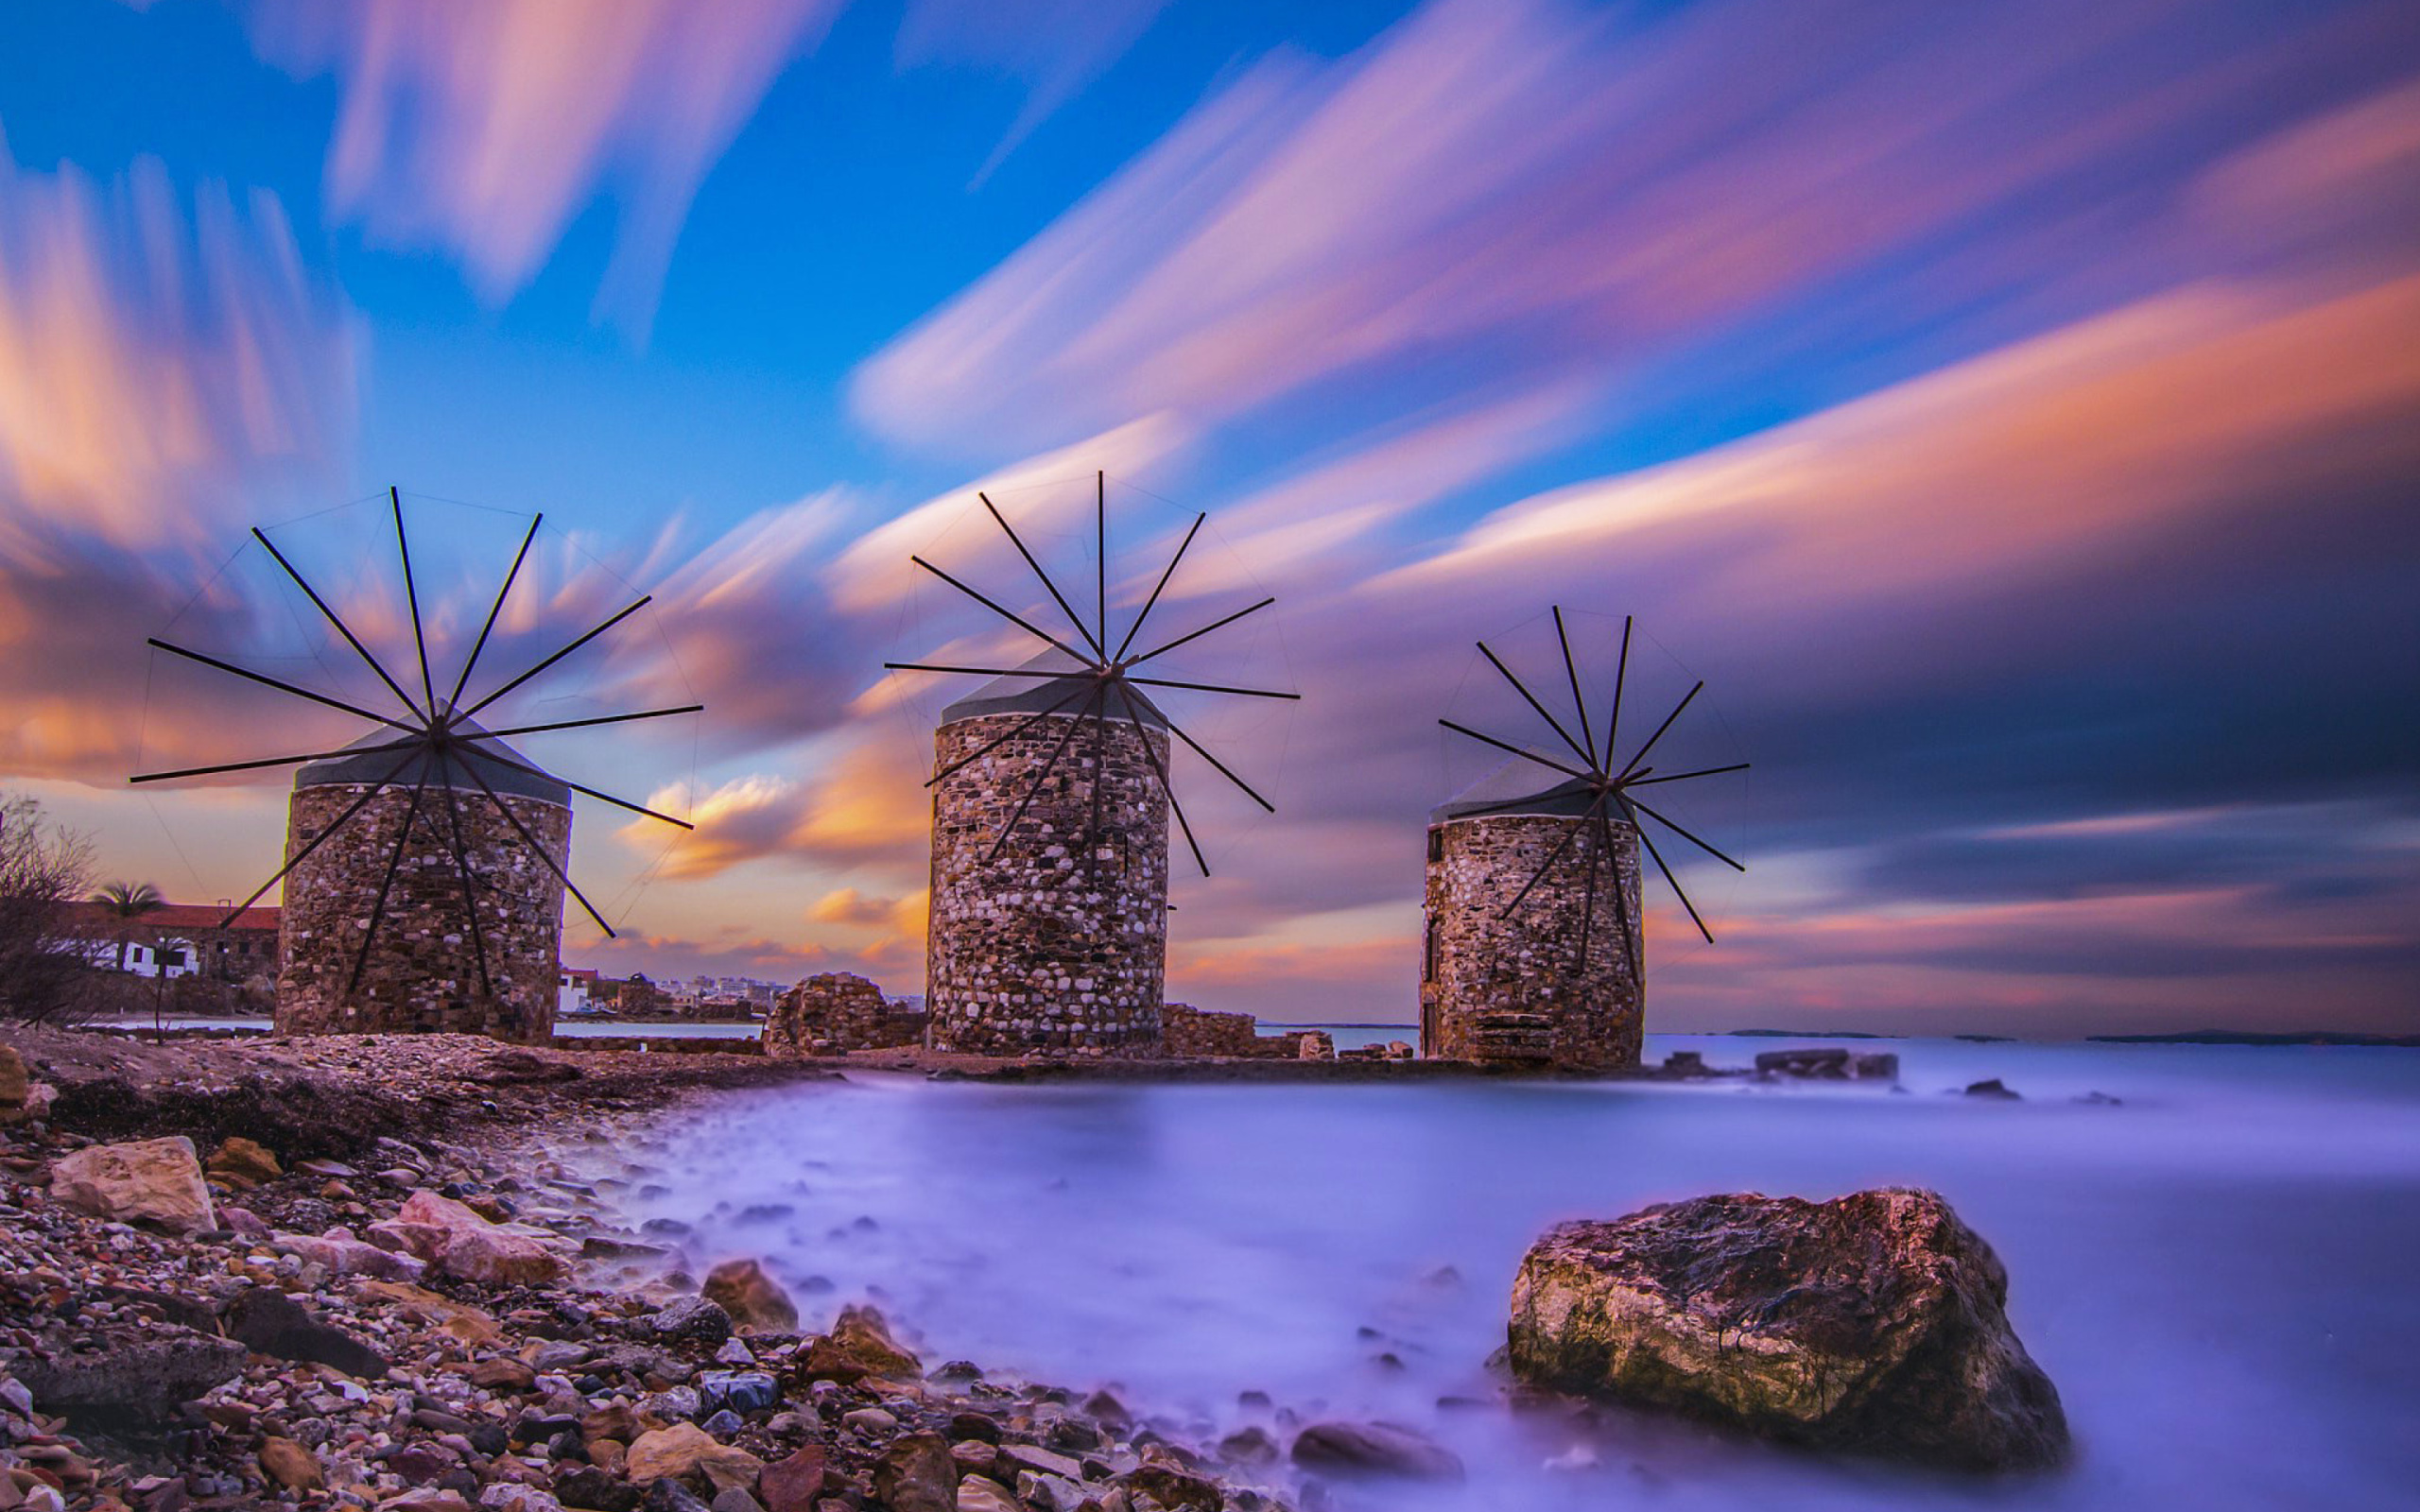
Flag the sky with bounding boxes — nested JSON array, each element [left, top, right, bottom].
[[2, 0, 2415, 1037]]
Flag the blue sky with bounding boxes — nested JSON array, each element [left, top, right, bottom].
[[3, 0, 2415, 1034]]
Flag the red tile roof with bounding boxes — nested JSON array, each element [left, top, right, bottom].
[[60, 902, 281, 934]]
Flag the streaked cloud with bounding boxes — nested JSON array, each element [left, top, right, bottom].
[[249, 0, 841, 335], [896, 0, 1169, 176]]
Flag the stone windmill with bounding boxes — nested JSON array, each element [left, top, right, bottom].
[[888, 473, 1297, 1055], [1423, 610, 1744, 1071], [133, 490, 700, 1043]]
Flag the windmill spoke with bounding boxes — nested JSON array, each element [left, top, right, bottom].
[[1631, 805, 1714, 944], [216, 746, 424, 926], [1125, 674, 1299, 700], [925, 680, 1096, 787], [1598, 805, 1643, 987], [1112, 512, 1204, 662], [1627, 762, 1750, 787], [981, 492, 1100, 658], [470, 746, 694, 829], [911, 556, 1095, 665], [148, 639, 421, 735], [886, 662, 1071, 680], [1496, 795, 1606, 919], [1553, 607, 1597, 769], [1436, 719, 1593, 782], [1125, 596, 1274, 669], [436, 759, 494, 996], [985, 688, 1099, 865], [1096, 471, 1107, 657], [252, 527, 424, 722], [1626, 795, 1745, 871], [1604, 615, 1632, 769], [1131, 714, 1208, 878], [455, 594, 653, 723], [1478, 641, 1594, 771], [447, 512, 542, 711], [1159, 709, 1275, 813], [392, 488, 439, 716], [470, 705, 703, 743], [454, 746, 617, 936], [130, 735, 420, 785], [1616, 680, 1702, 782], [349, 775, 429, 992]]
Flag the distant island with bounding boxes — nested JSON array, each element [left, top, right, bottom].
[[2089, 1030, 2420, 1048]]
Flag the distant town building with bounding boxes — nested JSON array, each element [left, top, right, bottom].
[[63, 902, 282, 982], [558, 966, 598, 1016]]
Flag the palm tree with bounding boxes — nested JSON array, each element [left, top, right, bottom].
[[92, 880, 165, 971]]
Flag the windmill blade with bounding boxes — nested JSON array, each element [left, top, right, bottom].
[[1125, 596, 1275, 669], [472, 705, 703, 742], [910, 556, 1096, 666], [1096, 470, 1108, 657], [1131, 713, 1210, 877], [924, 679, 1096, 788], [130, 735, 420, 785], [455, 593, 653, 723], [1159, 707, 1276, 813], [1478, 640, 1595, 771], [148, 639, 420, 736], [1616, 680, 1703, 782], [985, 689, 1101, 865], [392, 488, 440, 714], [216, 745, 424, 925], [446, 511, 542, 711], [1597, 805, 1643, 987], [252, 526, 424, 723], [981, 491, 1101, 658], [1553, 607, 1597, 770], [1495, 795, 1605, 920], [1125, 674, 1299, 700], [470, 744, 694, 829], [349, 775, 430, 991], [454, 747, 618, 936], [1626, 762, 1751, 787], [1631, 807, 1714, 944], [436, 763, 495, 996], [1626, 795, 1745, 871], [1436, 718, 1593, 783], [1112, 511, 1205, 662], [1604, 614, 1632, 768]]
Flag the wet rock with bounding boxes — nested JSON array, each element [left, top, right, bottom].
[[272, 1229, 427, 1281], [1754, 1047, 1850, 1078], [1963, 1079, 2023, 1101], [49, 1136, 216, 1233], [628, 1422, 764, 1491], [640, 1297, 735, 1349], [258, 1436, 321, 1492], [873, 1433, 957, 1512], [702, 1259, 798, 1335], [1216, 1426, 1278, 1466], [555, 1466, 641, 1512], [224, 1286, 389, 1378], [801, 1302, 919, 1382], [399, 1189, 568, 1285], [698, 1370, 780, 1415], [1118, 1464, 1221, 1511], [757, 1445, 824, 1512], [641, 1485, 712, 1512], [954, 1476, 1017, 1512], [709, 1491, 767, 1512], [1506, 1188, 2067, 1470], [994, 1444, 1083, 1483], [1852, 1053, 1900, 1081], [205, 1136, 282, 1188], [1289, 1421, 1464, 1482], [6, 1325, 246, 1422]]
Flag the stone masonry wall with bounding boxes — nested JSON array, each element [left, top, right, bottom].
[[275, 782, 566, 1043], [762, 972, 929, 1057], [1162, 1003, 1261, 1057], [926, 710, 1169, 1055], [1420, 813, 1643, 1071]]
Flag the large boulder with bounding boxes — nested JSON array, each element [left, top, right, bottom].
[[798, 1303, 919, 1382], [5, 1324, 246, 1422], [397, 1189, 566, 1286], [224, 1287, 389, 1378], [49, 1136, 216, 1233], [702, 1259, 798, 1334], [1288, 1422, 1464, 1482], [1507, 1188, 2067, 1470]]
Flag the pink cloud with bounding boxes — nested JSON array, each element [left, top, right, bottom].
[[250, 0, 840, 335]]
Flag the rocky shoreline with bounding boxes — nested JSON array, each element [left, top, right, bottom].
[[0, 1030, 1479, 1512]]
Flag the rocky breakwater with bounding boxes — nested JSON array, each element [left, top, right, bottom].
[[1506, 1188, 2068, 1471]]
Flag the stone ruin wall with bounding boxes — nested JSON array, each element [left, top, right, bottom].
[[1420, 813, 1643, 1072], [762, 972, 929, 1057], [275, 782, 566, 1044], [925, 711, 1170, 1055]]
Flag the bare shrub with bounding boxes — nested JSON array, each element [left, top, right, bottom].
[[0, 792, 101, 1022]]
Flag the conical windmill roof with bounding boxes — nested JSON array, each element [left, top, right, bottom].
[[294, 712, 572, 804], [940, 647, 1171, 730], [1430, 765, 1607, 825]]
